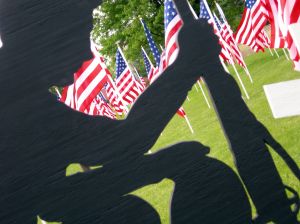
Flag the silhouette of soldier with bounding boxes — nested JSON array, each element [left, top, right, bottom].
[[0, 0, 298, 224]]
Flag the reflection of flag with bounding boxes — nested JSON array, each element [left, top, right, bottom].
[[115, 48, 142, 105], [105, 77, 126, 115], [60, 57, 109, 112], [132, 66, 146, 92], [164, 0, 183, 66], [85, 95, 116, 119], [265, 0, 286, 48], [73, 58, 109, 112], [235, 0, 269, 46], [176, 107, 186, 117], [140, 19, 161, 67], [60, 84, 76, 109], [277, 0, 300, 69]]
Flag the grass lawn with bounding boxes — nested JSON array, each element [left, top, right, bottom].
[[40, 50, 300, 223]]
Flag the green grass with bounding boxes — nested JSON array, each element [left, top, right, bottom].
[[39, 51, 300, 223]]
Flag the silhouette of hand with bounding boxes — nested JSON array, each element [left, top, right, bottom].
[[173, 0, 221, 75]]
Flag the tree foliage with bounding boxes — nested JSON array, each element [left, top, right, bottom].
[[92, 0, 244, 75]]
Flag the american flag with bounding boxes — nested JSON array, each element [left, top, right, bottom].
[[92, 44, 127, 115], [85, 95, 116, 119], [73, 58, 109, 112], [132, 65, 146, 92], [95, 95, 116, 119], [159, 48, 167, 72], [265, 0, 286, 48], [60, 83, 76, 109], [235, 0, 269, 47], [105, 76, 127, 115], [214, 13, 247, 68], [199, 0, 233, 64], [250, 29, 270, 52], [140, 19, 161, 67], [176, 107, 186, 118], [164, 0, 183, 66], [140, 76, 148, 88], [141, 47, 155, 82], [60, 43, 109, 112], [277, 0, 300, 69], [199, 0, 214, 24], [115, 48, 142, 105], [261, 29, 271, 47]]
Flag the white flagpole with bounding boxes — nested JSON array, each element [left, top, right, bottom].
[[187, 1, 198, 19], [267, 46, 274, 56], [205, 1, 250, 99], [273, 48, 280, 58], [197, 79, 211, 108], [141, 46, 155, 68], [108, 75, 129, 114], [282, 48, 290, 60], [132, 65, 144, 84], [184, 115, 194, 134], [219, 56, 230, 73], [194, 83, 199, 92], [229, 60, 250, 99], [159, 44, 164, 51], [54, 87, 62, 98]]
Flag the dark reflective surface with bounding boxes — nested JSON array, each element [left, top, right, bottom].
[[0, 0, 298, 223]]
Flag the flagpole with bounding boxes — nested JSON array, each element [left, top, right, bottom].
[[194, 83, 199, 92], [108, 75, 129, 114], [132, 65, 144, 85], [141, 46, 155, 68], [54, 87, 62, 98], [273, 48, 280, 58], [282, 48, 290, 60], [267, 46, 274, 56], [205, 0, 250, 99], [184, 114, 194, 134], [219, 56, 230, 73], [197, 79, 211, 109], [187, 0, 198, 19]]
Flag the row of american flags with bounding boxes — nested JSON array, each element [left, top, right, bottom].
[[55, 0, 298, 122], [59, 0, 194, 126], [235, 0, 300, 70]]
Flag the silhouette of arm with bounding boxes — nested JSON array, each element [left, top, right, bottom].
[[119, 0, 220, 155]]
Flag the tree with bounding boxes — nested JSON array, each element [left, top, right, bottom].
[[92, 0, 243, 76], [92, 0, 163, 75], [212, 0, 244, 30]]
